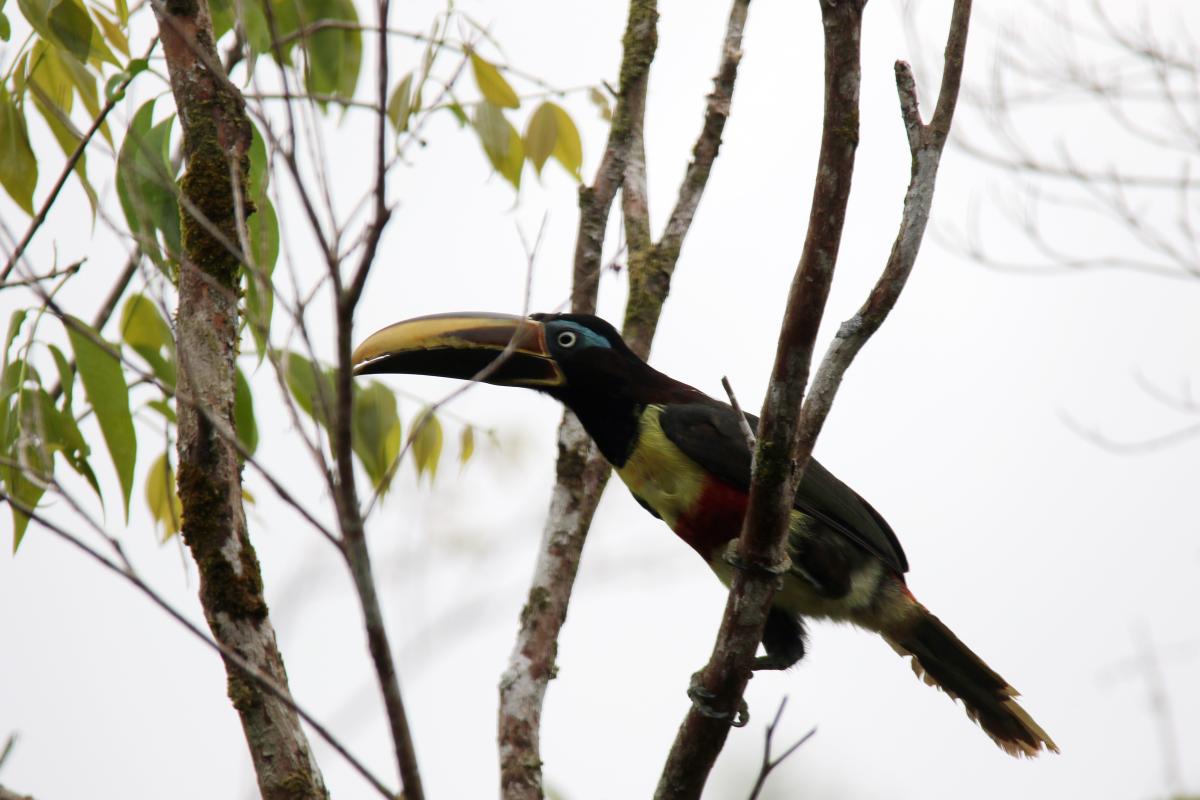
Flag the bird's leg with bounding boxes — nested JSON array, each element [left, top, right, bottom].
[[754, 607, 807, 671]]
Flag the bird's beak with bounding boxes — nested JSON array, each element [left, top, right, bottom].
[[352, 312, 565, 387]]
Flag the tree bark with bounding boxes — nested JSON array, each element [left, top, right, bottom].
[[151, 0, 328, 797]]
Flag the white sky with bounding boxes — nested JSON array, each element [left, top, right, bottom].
[[1, 1, 1197, 798]]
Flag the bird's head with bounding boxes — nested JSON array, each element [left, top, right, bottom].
[[352, 311, 671, 405]]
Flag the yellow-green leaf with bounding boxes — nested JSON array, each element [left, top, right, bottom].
[[472, 102, 523, 189], [550, 103, 583, 177], [301, 0, 361, 103], [469, 50, 518, 109], [119, 293, 175, 388], [65, 317, 136, 520], [352, 381, 400, 492], [145, 451, 182, 540], [524, 102, 557, 174], [386, 71, 414, 134], [93, 9, 128, 57], [119, 294, 171, 352], [0, 85, 37, 214], [409, 407, 442, 482], [459, 425, 474, 466], [284, 350, 334, 428], [233, 367, 258, 456]]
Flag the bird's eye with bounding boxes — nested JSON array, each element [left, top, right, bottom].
[[556, 330, 578, 348]]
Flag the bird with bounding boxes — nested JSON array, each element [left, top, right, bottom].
[[352, 311, 1058, 757]]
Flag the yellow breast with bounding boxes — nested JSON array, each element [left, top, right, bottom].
[[615, 405, 706, 529]]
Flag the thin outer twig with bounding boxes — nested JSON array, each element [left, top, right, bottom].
[[721, 376, 756, 450], [746, 697, 816, 800]]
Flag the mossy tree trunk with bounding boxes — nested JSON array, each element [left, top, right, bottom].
[[151, 1, 328, 797]]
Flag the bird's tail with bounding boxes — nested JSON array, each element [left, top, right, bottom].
[[883, 607, 1059, 757]]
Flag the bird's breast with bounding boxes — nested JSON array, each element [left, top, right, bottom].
[[616, 405, 748, 557]]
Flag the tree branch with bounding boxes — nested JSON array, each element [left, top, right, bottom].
[[498, 2, 659, 797], [655, 2, 867, 795], [150, 0, 328, 796], [656, 3, 972, 795], [623, 0, 751, 358], [499, 2, 755, 797]]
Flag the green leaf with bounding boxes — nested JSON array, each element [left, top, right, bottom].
[[549, 103, 583, 178], [29, 86, 97, 215], [119, 293, 171, 352], [472, 102, 523, 189], [284, 350, 334, 428], [17, 0, 94, 62], [446, 101, 468, 127], [146, 398, 176, 424], [65, 316, 136, 519], [27, 39, 74, 111], [0, 85, 37, 214], [469, 50, 518, 109], [247, 121, 269, 198], [3, 309, 27, 363], [408, 407, 442, 482], [93, 8, 129, 57], [459, 425, 474, 466], [116, 100, 179, 268], [351, 381, 400, 492], [301, 0, 361, 103], [524, 102, 557, 174], [36, 387, 98, 501], [244, 196, 278, 360], [589, 86, 612, 121], [48, 343, 74, 410], [145, 451, 182, 540], [119, 293, 175, 388], [386, 71, 413, 134], [0, 12, 11, 41], [7, 440, 49, 551], [234, 367, 258, 456]]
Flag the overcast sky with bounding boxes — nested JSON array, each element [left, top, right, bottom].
[[2, 1, 1197, 798]]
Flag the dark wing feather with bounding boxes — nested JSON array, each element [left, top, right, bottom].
[[657, 402, 908, 573]]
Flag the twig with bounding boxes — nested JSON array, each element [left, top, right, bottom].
[[0, 734, 15, 772], [746, 698, 816, 800], [721, 376, 756, 450]]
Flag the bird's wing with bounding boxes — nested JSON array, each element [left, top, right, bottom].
[[657, 402, 909, 573]]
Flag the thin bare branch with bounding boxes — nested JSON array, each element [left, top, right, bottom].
[[746, 697, 816, 800]]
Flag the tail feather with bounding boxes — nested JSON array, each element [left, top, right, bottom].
[[885, 609, 1058, 758]]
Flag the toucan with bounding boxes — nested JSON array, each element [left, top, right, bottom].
[[353, 311, 1058, 757]]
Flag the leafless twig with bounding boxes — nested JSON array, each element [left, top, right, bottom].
[[746, 698, 816, 800]]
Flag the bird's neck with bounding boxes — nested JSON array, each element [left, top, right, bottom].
[[560, 392, 643, 467], [553, 364, 707, 468]]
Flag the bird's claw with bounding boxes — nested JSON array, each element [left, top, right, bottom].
[[687, 672, 750, 728]]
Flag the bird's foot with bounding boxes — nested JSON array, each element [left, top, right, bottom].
[[752, 653, 795, 671], [687, 671, 750, 728]]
